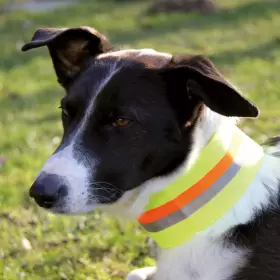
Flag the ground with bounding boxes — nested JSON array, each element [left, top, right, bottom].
[[0, 0, 280, 279]]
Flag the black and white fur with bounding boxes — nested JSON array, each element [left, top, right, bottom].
[[23, 27, 280, 280]]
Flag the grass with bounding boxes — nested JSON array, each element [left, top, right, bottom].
[[0, 0, 280, 279]]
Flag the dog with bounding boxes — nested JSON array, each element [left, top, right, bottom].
[[23, 26, 280, 280]]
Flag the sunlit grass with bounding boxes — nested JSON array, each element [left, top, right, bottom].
[[0, 0, 280, 278]]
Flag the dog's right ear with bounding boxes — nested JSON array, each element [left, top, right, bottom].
[[22, 27, 111, 88]]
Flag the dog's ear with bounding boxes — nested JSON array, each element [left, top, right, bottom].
[[22, 26, 111, 88], [158, 55, 259, 122]]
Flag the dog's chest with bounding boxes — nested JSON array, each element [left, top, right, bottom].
[[155, 239, 247, 280]]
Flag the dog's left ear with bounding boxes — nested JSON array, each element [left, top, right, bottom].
[[158, 55, 259, 119], [22, 26, 111, 88]]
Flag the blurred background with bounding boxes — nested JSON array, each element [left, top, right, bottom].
[[0, 0, 280, 279]]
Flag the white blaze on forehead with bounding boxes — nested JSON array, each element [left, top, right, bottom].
[[38, 62, 121, 213], [72, 61, 121, 143]]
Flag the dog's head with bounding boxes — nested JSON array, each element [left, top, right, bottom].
[[23, 27, 259, 216]]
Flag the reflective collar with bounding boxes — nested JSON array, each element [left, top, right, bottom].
[[138, 125, 264, 248]]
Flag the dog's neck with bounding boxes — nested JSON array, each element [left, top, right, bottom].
[[138, 120, 264, 248]]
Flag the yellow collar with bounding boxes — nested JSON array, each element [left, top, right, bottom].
[[138, 125, 264, 248]]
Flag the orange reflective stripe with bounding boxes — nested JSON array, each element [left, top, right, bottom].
[[138, 152, 234, 224]]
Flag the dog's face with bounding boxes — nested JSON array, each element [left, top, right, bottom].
[[23, 27, 258, 215]]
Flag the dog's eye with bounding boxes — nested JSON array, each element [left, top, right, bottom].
[[112, 118, 131, 127], [59, 106, 69, 117], [62, 108, 69, 117]]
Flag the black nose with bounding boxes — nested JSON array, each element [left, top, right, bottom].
[[29, 173, 68, 209]]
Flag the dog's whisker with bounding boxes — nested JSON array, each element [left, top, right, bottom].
[[89, 186, 122, 196], [89, 182, 124, 195], [88, 194, 115, 204]]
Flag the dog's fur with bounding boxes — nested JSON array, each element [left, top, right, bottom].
[[23, 27, 280, 280]]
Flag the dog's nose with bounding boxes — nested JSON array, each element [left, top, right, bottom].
[[29, 174, 68, 209]]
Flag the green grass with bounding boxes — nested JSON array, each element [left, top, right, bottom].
[[0, 0, 280, 279]]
